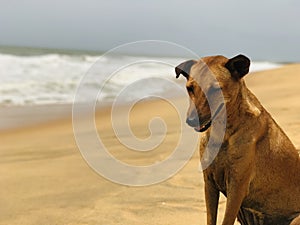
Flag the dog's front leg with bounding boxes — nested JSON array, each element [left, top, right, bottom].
[[221, 160, 254, 225], [204, 174, 220, 225], [221, 179, 249, 225]]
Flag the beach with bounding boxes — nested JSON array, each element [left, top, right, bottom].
[[1, 64, 300, 225]]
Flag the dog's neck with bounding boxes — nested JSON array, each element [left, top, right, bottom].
[[225, 81, 263, 134], [202, 80, 264, 143]]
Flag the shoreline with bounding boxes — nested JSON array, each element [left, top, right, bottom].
[[0, 103, 73, 131], [0, 96, 186, 132]]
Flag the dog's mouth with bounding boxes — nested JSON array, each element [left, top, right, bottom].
[[194, 120, 212, 132], [193, 103, 224, 133]]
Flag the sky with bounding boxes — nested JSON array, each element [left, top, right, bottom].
[[0, 0, 299, 62]]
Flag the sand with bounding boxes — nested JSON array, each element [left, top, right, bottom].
[[1, 64, 300, 225]]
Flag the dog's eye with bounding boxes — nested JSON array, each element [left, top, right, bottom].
[[187, 86, 194, 93]]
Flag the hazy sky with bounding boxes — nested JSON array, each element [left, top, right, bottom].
[[1, 0, 299, 61]]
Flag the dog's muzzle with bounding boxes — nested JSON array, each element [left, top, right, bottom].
[[186, 103, 224, 133], [186, 116, 211, 132]]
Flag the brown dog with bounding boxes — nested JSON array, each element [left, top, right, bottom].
[[175, 55, 300, 225]]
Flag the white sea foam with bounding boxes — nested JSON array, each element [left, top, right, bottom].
[[250, 62, 281, 73], [0, 53, 282, 106]]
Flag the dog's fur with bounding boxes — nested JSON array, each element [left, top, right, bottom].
[[175, 55, 300, 225]]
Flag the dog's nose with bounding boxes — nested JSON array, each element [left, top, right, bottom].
[[186, 117, 199, 127]]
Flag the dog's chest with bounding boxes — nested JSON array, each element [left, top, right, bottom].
[[203, 141, 230, 196]]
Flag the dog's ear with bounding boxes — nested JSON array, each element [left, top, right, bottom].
[[225, 54, 250, 80], [175, 60, 196, 80]]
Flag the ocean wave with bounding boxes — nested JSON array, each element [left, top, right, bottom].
[[0, 53, 282, 106]]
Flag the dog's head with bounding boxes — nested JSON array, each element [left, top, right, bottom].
[[175, 54, 250, 132]]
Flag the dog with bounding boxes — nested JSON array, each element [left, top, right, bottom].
[[175, 54, 300, 225]]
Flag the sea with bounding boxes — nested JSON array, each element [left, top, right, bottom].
[[0, 47, 282, 107]]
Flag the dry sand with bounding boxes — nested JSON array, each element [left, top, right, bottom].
[[1, 64, 300, 225]]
